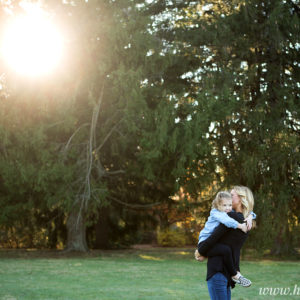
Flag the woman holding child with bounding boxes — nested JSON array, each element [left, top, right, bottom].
[[195, 186, 256, 300]]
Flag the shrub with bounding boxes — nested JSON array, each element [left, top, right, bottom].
[[157, 229, 186, 247]]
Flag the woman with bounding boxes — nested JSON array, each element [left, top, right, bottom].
[[199, 186, 255, 300]]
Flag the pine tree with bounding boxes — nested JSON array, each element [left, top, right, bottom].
[[0, 0, 208, 250], [157, 0, 300, 254]]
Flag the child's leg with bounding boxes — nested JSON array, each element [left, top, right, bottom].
[[205, 243, 237, 277], [198, 224, 229, 256]]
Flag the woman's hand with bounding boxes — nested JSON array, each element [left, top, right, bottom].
[[244, 214, 253, 231], [195, 249, 206, 262], [237, 223, 248, 233]]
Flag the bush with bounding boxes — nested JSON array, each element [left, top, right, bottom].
[[157, 229, 186, 247]]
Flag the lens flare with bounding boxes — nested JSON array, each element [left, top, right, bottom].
[[1, 11, 64, 77]]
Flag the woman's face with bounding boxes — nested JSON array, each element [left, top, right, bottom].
[[231, 189, 241, 210]]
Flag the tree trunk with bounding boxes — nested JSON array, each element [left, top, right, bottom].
[[65, 207, 89, 252], [271, 222, 296, 256], [95, 206, 110, 249]]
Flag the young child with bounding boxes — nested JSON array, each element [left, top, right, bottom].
[[195, 191, 251, 287]]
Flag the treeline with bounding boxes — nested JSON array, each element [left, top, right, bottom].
[[0, 0, 299, 255]]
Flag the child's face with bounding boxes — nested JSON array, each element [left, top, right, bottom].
[[219, 198, 232, 213]]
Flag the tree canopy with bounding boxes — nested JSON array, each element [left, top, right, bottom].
[[0, 0, 299, 254]]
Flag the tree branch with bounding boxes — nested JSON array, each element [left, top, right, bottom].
[[63, 123, 89, 154], [94, 119, 123, 153], [108, 195, 161, 209]]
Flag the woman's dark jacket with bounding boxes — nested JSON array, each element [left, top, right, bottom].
[[204, 211, 248, 288]]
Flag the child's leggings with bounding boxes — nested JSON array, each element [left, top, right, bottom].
[[198, 241, 237, 277]]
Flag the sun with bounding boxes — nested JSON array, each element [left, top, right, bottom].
[[1, 8, 64, 77]]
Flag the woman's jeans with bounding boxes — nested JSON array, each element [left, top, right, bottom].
[[207, 272, 231, 300]]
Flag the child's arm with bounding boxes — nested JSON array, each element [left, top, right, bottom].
[[211, 210, 247, 233], [198, 211, 247, 256]]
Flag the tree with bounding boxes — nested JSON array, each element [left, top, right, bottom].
[[2, 0, 297, 255], [156, 0, 300, 254], [0, 0, 209, 251]]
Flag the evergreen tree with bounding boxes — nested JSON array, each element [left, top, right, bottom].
[[156, 0, 300, 254], [1, 0, 298, 254], [0, 0, 208, 250]]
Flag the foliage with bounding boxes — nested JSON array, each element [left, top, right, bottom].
[[151, 0, 300, 254], [0, 0, 299, 253], [157, 229, 186, 247], [0, 0, 208, 250]]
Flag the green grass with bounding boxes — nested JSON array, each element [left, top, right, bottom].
[[0, 247, 299, 300]]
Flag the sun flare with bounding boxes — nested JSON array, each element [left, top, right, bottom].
[[1, 9, 64, 77]]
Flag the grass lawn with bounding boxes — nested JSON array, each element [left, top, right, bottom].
[[0, 247, 299, 300]]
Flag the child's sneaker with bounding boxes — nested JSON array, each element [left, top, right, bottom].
[[232, 275, 252, 287]]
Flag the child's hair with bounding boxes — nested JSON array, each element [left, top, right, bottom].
[[212, 191, 232, 211], [232, 186, 254, 218]]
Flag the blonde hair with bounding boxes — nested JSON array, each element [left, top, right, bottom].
[[233, 186, 254, 218], [212, 191, 232, 211]]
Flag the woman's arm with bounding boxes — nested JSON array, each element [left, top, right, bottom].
[[198, 211, 246, 255], [198, 224, 228, 255]]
